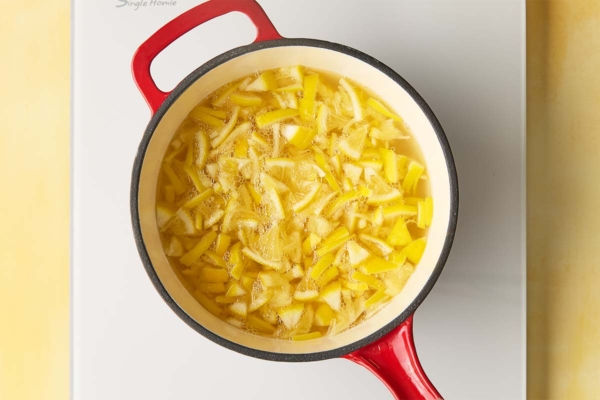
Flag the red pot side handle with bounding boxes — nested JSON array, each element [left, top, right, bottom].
[[344, 315, 443, 400], [132, 0, 282, 114]]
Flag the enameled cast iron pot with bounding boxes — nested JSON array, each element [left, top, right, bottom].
[[131, 1, 458, 398]]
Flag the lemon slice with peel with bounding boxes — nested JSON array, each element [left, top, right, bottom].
[[339, 125, 368, 160], [281, 124, 317, 150], [242, 247, 282, 270], [265, 158, 295, 169], [210, 106, 240, 148], [320, 281, 342, 311], [367, 97, 403, 123], [256, 109, 299, 129], [230, 92, 262, 107], [278, 303, 304, 329], [292, 184, 321, 213], [339, 78, 364, 121], [246, 71, 277, 91]]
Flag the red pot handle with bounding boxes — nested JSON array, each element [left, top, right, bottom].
[[344, 315, 443, 400], [132, 0, 282, 114]]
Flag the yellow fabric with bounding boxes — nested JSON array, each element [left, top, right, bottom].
[[527, 1, 600, 398], [0, 1, 70, 400], [1, 1, 599, 398]]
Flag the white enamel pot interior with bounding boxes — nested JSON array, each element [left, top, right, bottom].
[[132, 39, 458, 362]]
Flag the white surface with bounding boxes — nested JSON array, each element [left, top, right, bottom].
[[72, 0, 525, 399]]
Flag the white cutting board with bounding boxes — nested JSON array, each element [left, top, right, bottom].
[[72, 1, 525, 399]]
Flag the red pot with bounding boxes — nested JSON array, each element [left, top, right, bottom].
[[131, 1, 458, 399]]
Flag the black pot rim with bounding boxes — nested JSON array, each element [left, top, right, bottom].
[[131, 37, 459, 362]]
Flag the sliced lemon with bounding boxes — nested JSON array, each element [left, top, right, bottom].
[[198, 282, 226, 294], [204, 209, 225, 229], [227, 241, 242, 266], [217, 297, 237, 305], [400, 237, 426, 264], [292, 331, 321, 341], [183, 165, 204, 192], [256, 109, 299, 129], [230, 92, 263, 107], [314, 303, 335, 326], [175, 208, 196, 235], [367, 97, 403, 123], [191, 105, 227, 120], [211, 79, 242, 107], [402, 161, 425, 194], [299, 74, 319, 121], [214, 233, 231, 256], [359, 233, 394, 256], [271, 123, 281, 157], [217, 121, 251, 151], [290, 65, 304, 83], [198, 267, 229, 283], [265, 187, 286, 220], [314, 150, 341, 192], [192, 290, 222, 316], [306, 215, 333, 238], [382, 204, 418, 219], [278, 303, 304, 329], [342, 163, 362, 185], [366, 189, 402, 205], [242, 247, 282, 270], [387, 218, 413, 247], [194, 213, 203, 232], [325, 190, 360, 217], [192, 111, 224, 128], [246, 314, 276, 333], [225, 281, 247, 297], [163, 185, 176, 204], [320, 281, 342, 311], [293, 289, 319, 302], [162, 162, 186, 195], [379, 147, 399, 183], [182, 188, 214, 209], [357, 159, 383, 171], [210, 106, 240, 148], [179, 231, 218, 266], [302, 232, 322, 256], [343, 280, 369, 292], [361, 256, 399, 275], [417, 200, 427, 229], [364, 290, 389, 310], [281, 124, 317, 150], [259, 271, 288, 287], [316, 266, 339, 287], [339, 78, 364, 121], [166, 236, 184, 257], [274, 83, 303, 92], [317, 103, 329, 135], [246, 182, 262, 204], [238, 218, 259, 230], [424, 197, 434, 226], [156, 203, 175, 230], [309, 252, 335, 280], [265, 158, 295, 169], [372, 206, 384, 227], [203, 250, 228, 269], [339, 126, 368, 160], [228, 301, 248, 319], [346, 240, 371, 267], [246, 70, 278, 92], [350, 270, 385, 290], [292, 184, 321, 214]]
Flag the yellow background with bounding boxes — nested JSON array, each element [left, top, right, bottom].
[[1, 1, 598, 399]]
